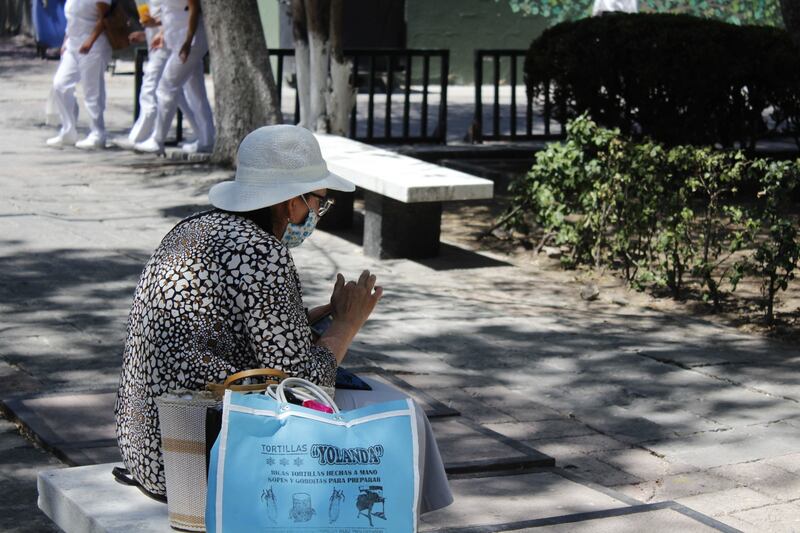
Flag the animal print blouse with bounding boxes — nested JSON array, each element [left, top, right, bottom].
[[115, 210, 337, 496]]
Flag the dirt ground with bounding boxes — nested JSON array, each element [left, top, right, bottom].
[[438, 191, 800, 343]]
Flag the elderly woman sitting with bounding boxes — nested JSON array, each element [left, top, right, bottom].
[[115, 125, 452, 513]]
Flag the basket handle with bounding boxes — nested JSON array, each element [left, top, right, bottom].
[[206, 368, 289, 399], [222, 368, 288, 388]]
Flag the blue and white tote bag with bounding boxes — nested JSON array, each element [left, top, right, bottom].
[[206, 378, 421, 532]]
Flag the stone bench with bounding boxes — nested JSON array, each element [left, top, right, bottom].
[[314, 134, 494, 259]]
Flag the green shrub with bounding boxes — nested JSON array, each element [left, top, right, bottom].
[[524, 13, 800, 148], [506, 115, 800, 323]]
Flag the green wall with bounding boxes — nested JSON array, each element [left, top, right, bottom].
[[405, 0, 548, 84], [256, 0, 280, 50]]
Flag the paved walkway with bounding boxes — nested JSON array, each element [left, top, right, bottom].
[[1, 37, 800, 532]]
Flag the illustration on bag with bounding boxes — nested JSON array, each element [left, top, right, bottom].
[[356, 485, 387, 526], [328, 487, 345, 524], [261, 486, 277, 523], [289, 492, 316, 522]]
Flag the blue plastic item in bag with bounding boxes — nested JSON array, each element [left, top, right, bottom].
[[206, 378, 420, 532]]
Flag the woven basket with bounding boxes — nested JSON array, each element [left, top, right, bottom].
[[156, 390, 218, 532]]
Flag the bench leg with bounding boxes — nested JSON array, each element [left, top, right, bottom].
[[317, 189, 354, 231], [363, 191, 442, 259]]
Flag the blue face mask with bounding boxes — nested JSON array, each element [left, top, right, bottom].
[[281, 199, 319, 248]]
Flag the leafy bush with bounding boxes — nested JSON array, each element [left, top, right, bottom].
[[506, 115, 800, 323], [524, 13, 800, 148]]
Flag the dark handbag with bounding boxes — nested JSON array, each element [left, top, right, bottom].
[[103, 0, 131, 50]]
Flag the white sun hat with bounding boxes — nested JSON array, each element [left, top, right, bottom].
[[208, 125, 355, 212]]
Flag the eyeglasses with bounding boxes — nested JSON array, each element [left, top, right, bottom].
[[303, 192, 335, 217]]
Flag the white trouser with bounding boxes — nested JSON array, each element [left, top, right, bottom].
[[149, 21, 214, 147], [128, 28, 197, 143], [52, 36, 112, 139]]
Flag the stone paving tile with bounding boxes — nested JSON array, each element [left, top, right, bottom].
[[462, 385, 566, 422], [407, 385, 518, 424], [419, 471, 629, 530], [676, 487, 778, 518], [559, 455, 644, 487], [0, 359, 43, 398], [0, 414, 63, 533], [730, 502, 800, 533], [764, 452, 800, 474], [588, 447, 696, 481], [644, 421, 800, 469], [613, 470, 737, 502], [0, 506, 61, 533], [522, 433, 630, 459], [514, 508, 722, 532], [710, 460, 800, 502], [484, 419, 596, 442]]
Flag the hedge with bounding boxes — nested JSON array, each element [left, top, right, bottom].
[[524, 13, 800, 149]]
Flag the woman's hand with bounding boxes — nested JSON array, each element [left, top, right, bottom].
[[150, 31, 164, 50], [179, 41, 191, 63], [330, 270, 383, 333], [318, 270, 383, 364], [79, 39, 93, 54], [128, 31, 146, 44]]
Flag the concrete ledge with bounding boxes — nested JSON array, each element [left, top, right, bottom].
[[38, 463, 171, 533]]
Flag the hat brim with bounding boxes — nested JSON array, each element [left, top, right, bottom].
[[208, 171, 356, 213]]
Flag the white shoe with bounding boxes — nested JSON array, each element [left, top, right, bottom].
[[181, 140, 212, 154], [45, 130, 78, 148], [179, 137, 198, 150], [75, 134, 106, 150], [111, 136, 134, 149], [134, 138, 165, 154]]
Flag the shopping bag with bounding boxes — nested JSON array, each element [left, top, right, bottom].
[[206, 378, 420, 532]]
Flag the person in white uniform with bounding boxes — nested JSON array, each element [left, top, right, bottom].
[[134, 0, 214, 154], [47, 0, 113, 149], [117, 0, 199, 147]]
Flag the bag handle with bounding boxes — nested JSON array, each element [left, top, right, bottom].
[[222, 368, 287, 388], [270, 377, 339, 414]]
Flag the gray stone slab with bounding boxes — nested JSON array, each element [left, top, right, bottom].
[[676, 487, 777, 517], [419, 471, 629, 531], [522, 434, 630, 460], [512, 507, 725, 532], [3, 391, 117, 446], [645, 421, 800, 469], [614, 470, 738, 502], [60, 446, 122, 467], [38, 463, 172, 533], [354, 369, 461, 418], [462, 386, 565, 423], [431, 417, 553, 473], [485, 420, 596, 442], [559, 456, 644, 487], [730, 502, 800, 533], [710, 460, 800, 501]]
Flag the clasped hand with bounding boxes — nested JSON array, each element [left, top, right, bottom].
[[329, 270, 383, 334]]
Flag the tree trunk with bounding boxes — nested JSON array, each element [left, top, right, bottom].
[[781, 0, 800, 48], [326, 0, 354, 135], [201, 0, 282, 166], [305, 0, 331, 132], [292, 0, 311, 129]]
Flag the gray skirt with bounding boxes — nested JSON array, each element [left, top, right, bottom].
[[333, 376, 454, 515]]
